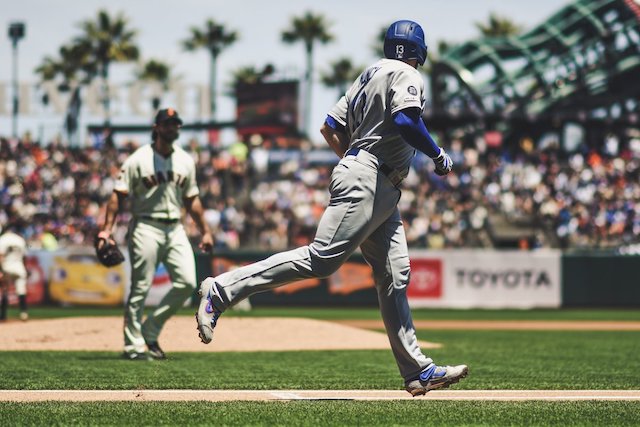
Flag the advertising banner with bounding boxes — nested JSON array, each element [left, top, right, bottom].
[[46, 248, 126, 306], [27, 248, 561, 308], [407, 250, 562, 309]]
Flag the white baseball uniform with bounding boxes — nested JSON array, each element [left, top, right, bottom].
[[205, 58, 433, 382], [0, 231, 28, 295], [115, 143, 200, 353]]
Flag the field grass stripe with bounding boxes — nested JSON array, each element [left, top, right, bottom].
[[1, 390, 640, 401]]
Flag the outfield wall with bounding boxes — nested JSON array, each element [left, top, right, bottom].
[[17, 248, 640, 308], [562, 253, 640, 307], [405, 250, 562, 309]]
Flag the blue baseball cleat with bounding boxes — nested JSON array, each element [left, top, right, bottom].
[[195, 278, 222, 344], [405, 363, 469, 396]]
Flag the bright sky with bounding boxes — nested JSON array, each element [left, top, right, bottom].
[[0, 0, 570, 145]]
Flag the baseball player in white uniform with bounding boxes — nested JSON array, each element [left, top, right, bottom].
[[196, 20, 468, 395], [99, 108, 213, 360], [0, 225, 28, 321]]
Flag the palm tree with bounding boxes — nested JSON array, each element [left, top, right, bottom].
[[182, 19, 238, 120], [136, 59, 172, 110], [35, 42, 96, 88], [35, 42, 96, 143], [320, 58, 362, 99], [475, 13, 523, 37], [281, 12, 333, 137], [75, 10, 140, 127], [229, 64, 275, 88]]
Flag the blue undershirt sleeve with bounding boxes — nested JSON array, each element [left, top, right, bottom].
[[393, 108, 441, 158], [325, 115, 345, 133]]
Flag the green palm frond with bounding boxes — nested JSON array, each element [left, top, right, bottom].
[[281, 11, 333, 52], [475, 12, 523, 37], [182, 19, 238, 57]]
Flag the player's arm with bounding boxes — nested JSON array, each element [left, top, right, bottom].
[[98, 191, 127, 242], [393, 107, 453, 176], [320, 116, 349, 158], [183, 196, 213, 252]]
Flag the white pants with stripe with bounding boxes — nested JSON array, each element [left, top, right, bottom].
[[124, 219, 196, 353]]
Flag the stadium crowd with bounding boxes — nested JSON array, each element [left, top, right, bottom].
[[1, 128, 639, 252]]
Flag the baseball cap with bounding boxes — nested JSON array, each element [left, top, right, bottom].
[[154, 108, 183, 125]]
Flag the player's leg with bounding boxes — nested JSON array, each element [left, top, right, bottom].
[[361, 213, 468, 395], [15, 274, 28, 321], [206, 158, 398, 310], [124, 221, 161, 356], [142, 225, 196, 345], [197, 157, 400, 342], [0, 277, 7, 321], [359, 209, 432, 380]]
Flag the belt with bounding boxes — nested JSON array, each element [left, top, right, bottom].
[[345, 148, 403, 187], [141, 216, 179, 224]]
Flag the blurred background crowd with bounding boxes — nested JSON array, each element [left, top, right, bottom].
[[2, 126, 639, 253], [1, 0, 639, 254]]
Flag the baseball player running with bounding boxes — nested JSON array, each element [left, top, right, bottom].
[[99, 108, 213, 360], [197, 20, 468, 395], [0, 224, 28, 321]]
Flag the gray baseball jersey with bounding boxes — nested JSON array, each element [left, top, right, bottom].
[[202, 58, 434, 383], [328, 58, 425, 176], [116, 143, 199, 354]]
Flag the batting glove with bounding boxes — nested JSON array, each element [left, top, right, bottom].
[[433, 147, 453, 176]]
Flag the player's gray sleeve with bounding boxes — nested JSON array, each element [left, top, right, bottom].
[[328, 96, 348, 127], [389, 68, 424, 116]]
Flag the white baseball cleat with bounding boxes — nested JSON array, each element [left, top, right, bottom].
[[405, 364, 469, 396], [195, 278, 222, 344]]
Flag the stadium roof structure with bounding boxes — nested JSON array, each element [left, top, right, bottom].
[[430, 0, 640, 126]]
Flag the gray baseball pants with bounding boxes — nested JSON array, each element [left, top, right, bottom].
[[211, 149, 432, 382]]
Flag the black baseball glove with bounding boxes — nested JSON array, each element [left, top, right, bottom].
[[94, 234, 125, 267]]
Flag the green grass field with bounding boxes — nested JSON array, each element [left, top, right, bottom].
[[1, 307, 639, 426]]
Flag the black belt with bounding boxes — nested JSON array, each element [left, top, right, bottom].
[[141, 216, 179, 224], [345, 148, 403, 187]]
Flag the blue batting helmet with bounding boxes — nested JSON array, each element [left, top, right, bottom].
[[383, 20, 428, 66]]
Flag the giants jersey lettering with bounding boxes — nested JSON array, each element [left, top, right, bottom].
[[141, 170, 189, 189], [115, 144, 199, 219], [328, 58, 426, 174]]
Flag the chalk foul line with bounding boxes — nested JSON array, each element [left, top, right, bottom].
[[1, 390, 640, 402]]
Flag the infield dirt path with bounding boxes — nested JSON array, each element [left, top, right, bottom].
[[0, 316, 442, 352], [2, 317, 639, 352]]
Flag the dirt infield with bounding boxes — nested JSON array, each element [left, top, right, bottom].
[[0, 316, 441, 352], [1, 390, 640, 402], [2, 317, 638, 353]]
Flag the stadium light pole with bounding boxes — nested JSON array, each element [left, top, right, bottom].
[[8, 22, 26, 139]]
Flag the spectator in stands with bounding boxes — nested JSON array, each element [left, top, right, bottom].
[[2, 127, 640, 251]]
